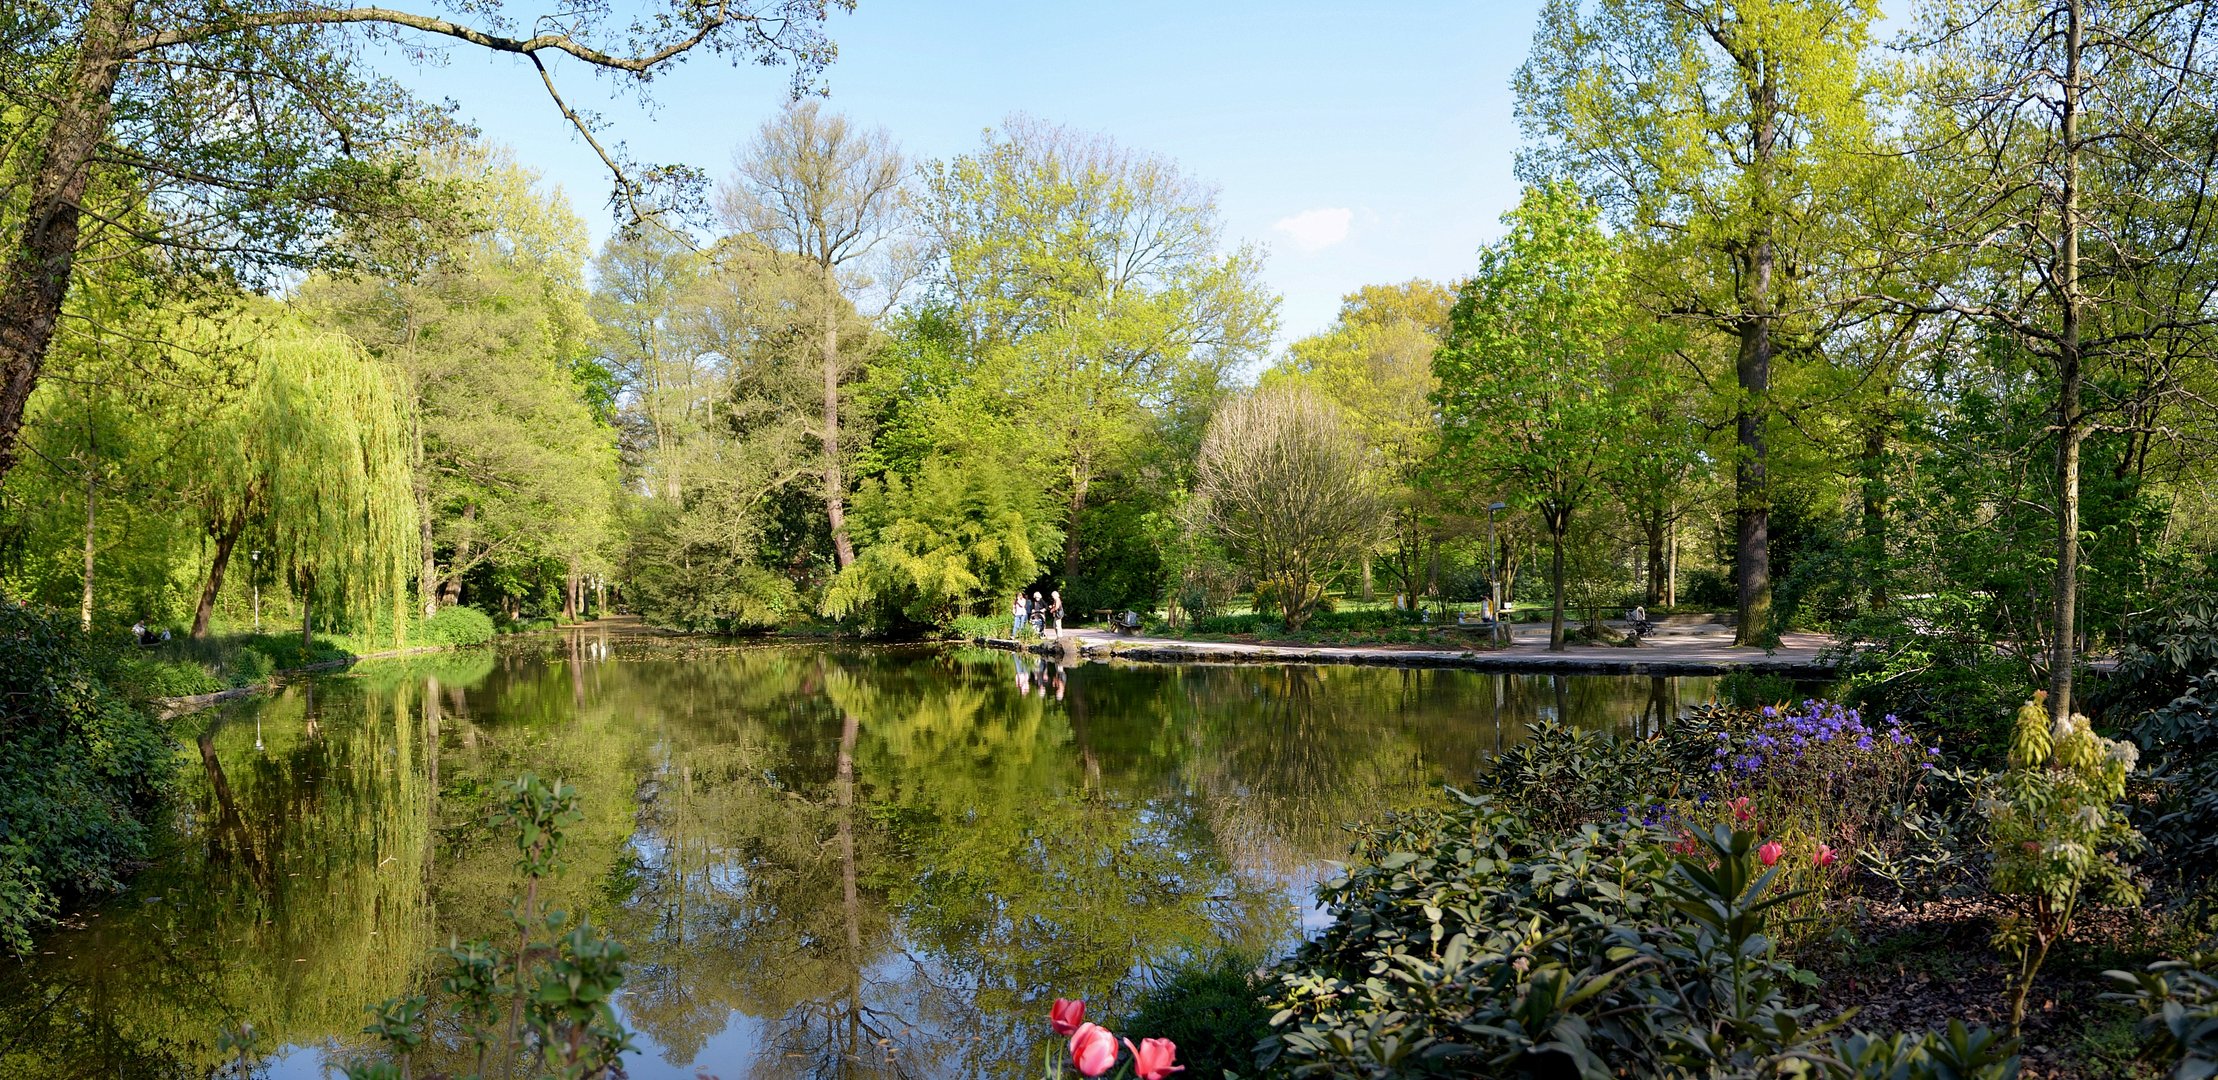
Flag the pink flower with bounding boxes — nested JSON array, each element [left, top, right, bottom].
[[1730, 796, 1753, 823], [1125, 1036, 1184, 1079], [1069, 1022, 1119, 1077], [1050, 998, 1085, 1036], [1815, 844, 1839, 869], [1758, 841, 1784, 866]]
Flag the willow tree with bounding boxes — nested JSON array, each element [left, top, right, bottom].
[[187, 317, 416, 644], [1515, 0, 1889, 644], [0, 0, 840, 488], [301, 145, 617, 620]]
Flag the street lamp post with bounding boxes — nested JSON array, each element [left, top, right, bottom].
[[1486, 502, 1508, 643]]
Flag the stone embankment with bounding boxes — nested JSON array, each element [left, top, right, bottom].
[[980, 621, 1835, 677]]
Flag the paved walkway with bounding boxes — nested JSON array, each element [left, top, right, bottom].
[[992, 621, 1834, 676]]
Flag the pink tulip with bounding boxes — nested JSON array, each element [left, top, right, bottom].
[[1757, 841, 1784, 866], [1729, 796, 1753, 823], [1050, 998, 1085, 1036], [1069, 1022, 1119, 1077], [1125, 1036, 1184, 1079], [1815, 844, 1839, 869]]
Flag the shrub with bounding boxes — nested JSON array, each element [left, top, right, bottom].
[[948, 613, 1004, 641], [225, 646, 276, 688], [1261, 791, 2018, 1079], [418, 604, 496, 647], [1122, 953, 1274, 1077], [1984, 695, 2144, 1034], [114, 656, 224, 699], [2105, 948, 2218, 1079], [1475, 718, 1681, 833], [0, 602, 177, 953]]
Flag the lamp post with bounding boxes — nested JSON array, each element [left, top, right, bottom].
[[1486, 502, 1508, 642], [250, 549, 262, 632]]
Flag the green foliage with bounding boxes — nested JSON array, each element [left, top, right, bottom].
[[0, 602, 176, 954], [1985, 698, 2145, 1034], [1474, 718, 1678, 834], [1718, 671, 1798, 709], [1262, 791, 2018, 1079], [949, 613, 1004, 641], [1434, 182, 1655, 649], [115, 656, 225, 699], [418, 605, 496, 647], [2105, 949, 2218, 1080], [1122, 953, 1274, 1079], [824, 454, 1062, 629]]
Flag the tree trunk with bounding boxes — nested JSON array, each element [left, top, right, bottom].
[[1546, 509, 1568, 652], [80, 467, 96, 631], [1063, 471, 1089, 589], [2050, 0, 2085, 720], [191, 522, 244, 639], [1666, 515, 1678, 608], [822, 265, 854, 569], [418, 483, 437, 618], [1862, 421, 1889, 611], [1733, 63, 1779, 647], [301, 591, 314, 650], [0, 0, 129, 485], [563, 557, 579, 624], [442, 503, 474, 605], [1643, 504, 1666, 607]]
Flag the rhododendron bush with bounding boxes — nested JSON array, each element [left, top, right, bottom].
[[1258, 791, 2019, 1079]]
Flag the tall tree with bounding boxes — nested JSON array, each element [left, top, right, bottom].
[[1266, 280, 1457, 603], [300, 146, 617, 618], [1435, 183, 1648, 651], [723, 102, 906, 571], [914, 117, 1277, 598], [1902, 0, 2218, 718], [0, 0, 840, 487], [1516, 0, 1887, 644]]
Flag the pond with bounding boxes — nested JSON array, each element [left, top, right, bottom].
[[0, 628, 1720, 1078]]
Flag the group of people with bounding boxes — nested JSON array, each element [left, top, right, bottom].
[[1012, 589, 1065, 638]]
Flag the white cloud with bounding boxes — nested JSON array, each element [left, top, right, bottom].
[[1272, 207, 1354, 252]]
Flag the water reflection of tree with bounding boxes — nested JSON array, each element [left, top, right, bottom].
[[0, 678, 435, 1077]]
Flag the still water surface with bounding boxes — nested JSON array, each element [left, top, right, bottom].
[[0, 629, 1716, 1078]]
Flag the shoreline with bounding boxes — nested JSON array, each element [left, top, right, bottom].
[[973, 628, 1837, 677]]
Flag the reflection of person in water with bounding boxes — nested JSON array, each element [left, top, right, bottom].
[[1014, 654, 1032, 695]]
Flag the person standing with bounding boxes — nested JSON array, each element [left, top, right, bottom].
[[1012, 592, 1027, 639], [1048, 590, 1065, 638], [1030, 591, 1046, 637]]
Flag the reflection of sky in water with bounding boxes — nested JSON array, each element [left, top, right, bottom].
[[0, 633, 1721, 1079]]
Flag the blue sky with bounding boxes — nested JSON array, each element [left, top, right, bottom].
[[372, 1, 1546, 348]]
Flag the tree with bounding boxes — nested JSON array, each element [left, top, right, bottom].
[[1192, 386, 1383, 632], [184, 315, 418, 644], [722, 102, 906, 571], [1515, 0, 1888, 644], [0, 0, 841, 487], [1435, 183, 1646, 651], [821, 453, 1062, 629], [1900, 0, 2218, 719], [914, 117, 1277, 599], [300, 146, 618, 620], [1266, 280, 1457, 603]]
